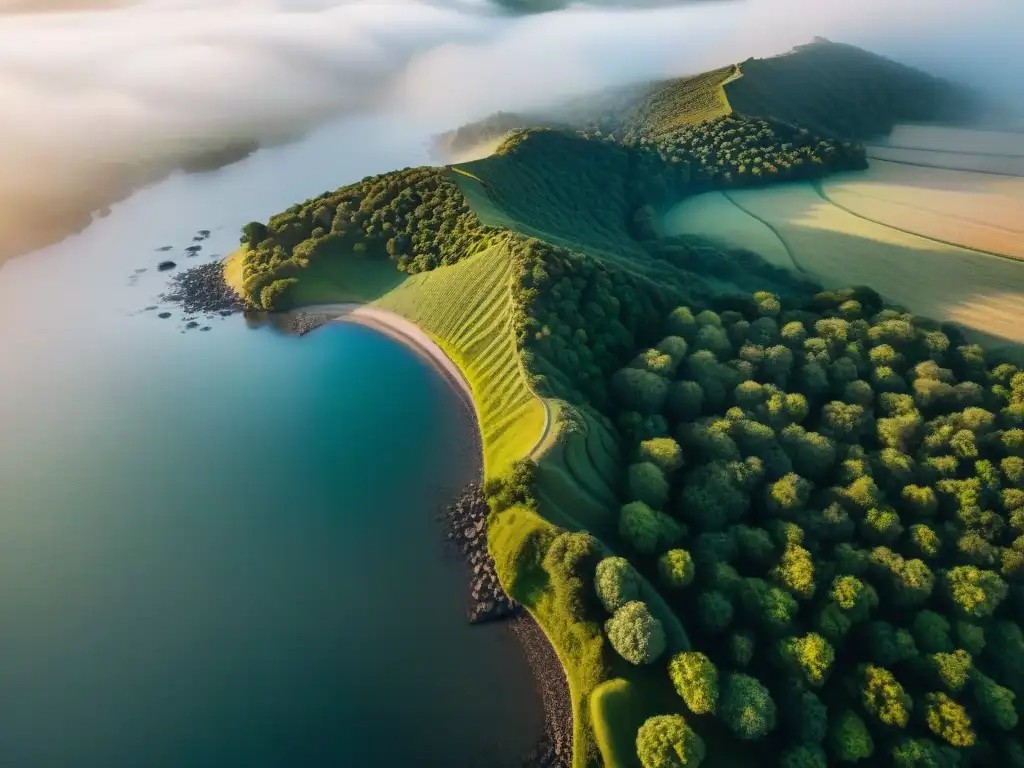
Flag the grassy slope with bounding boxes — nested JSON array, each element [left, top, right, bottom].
[[724, 39, 977, 139], [449, 159, 756, 768], [223, 246, 408, 306], [372, 240, 547, 479], [619, 65, 737, 138]]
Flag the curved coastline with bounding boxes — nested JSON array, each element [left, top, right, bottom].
[[291, 301, 572, 767], [297, 303, 476, 412]]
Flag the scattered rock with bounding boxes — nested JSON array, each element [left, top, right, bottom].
[[185, 321, 199, 329], [287, 312, 330, 336], [160, 261, 247, 316], [512, 615, 573, 768], [134, 268, 148, 274], [157, 260, 177, 272], [156, 245, 173, 252], [185, 245, 202, 255], [158, 312, 172, 319], [143, 305, 158, 311], [440, 484, 522, 625], [200, 326, 211, 332], [197, 229, 211, 239]]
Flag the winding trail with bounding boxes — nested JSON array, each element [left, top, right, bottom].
[[720, 189, 809, 275]]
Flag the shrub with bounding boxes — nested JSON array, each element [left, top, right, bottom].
[[636, 714, 706, 768], [830, 576, 878, 623], [668, 651, 719, 715], [827, 710, 874, 763], [613, 368, 669, 414], [658, 549, 695, 589], [971, 671, 1018, 731], [782, 684, 828, 744], [891, 738, 960, 768], [945, 566, 1008, 618], [668, 380, 705, 421], [639, 437, 685, 474], [720, 672, 777, 740], [778, 633, 835, 687], [739, 578, 798, 635], [729, 631, 755, 667], [606, 601, 666, 665], [772, 544, 816, 599], [859, 664, 912, 728], [696, 590, 734, 635], [912, 610, 953, 654], [595, 556, 642, 613], [629, 462, 671, 509], [665, 306, 698, 340], [929, 649, 972, 692], [923, 692, 975, 748], [619, 501, 685, 556], [780, 745, 827, 768]]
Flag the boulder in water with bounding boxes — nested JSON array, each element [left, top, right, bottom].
[[157, 260, 177, 272]]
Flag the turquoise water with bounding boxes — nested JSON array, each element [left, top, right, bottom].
[[0, 115, 542, 767]]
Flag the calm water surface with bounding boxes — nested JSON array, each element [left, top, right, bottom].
[[0, 113, 542, 767]]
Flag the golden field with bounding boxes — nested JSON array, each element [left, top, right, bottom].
[[663, 160, 1024, 351]]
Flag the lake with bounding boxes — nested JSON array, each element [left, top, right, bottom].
[[0, 113, 543, 767]]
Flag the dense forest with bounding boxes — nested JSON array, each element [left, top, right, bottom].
[[489, 268, 1024, 767], [234, 167, 496, 308], [225, 38, 1022, 768], [235, 121, 859, 310]]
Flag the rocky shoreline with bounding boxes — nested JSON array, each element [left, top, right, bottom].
[[440, 484, 522, 624], [160, 261, 246, 316], [160, 256, 572, 766], [440, 484, 572, 768]]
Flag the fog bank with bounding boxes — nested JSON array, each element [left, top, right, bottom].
[[0, 0, 1020, 264]]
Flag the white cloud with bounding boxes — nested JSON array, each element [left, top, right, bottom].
[[0, 0, 1020, 260]]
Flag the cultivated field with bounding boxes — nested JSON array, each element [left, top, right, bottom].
[[820, 160, 1024, 260], [865, 145, 1024, 176], [661, 191, 796, 270], [867, 123, 1024, 176], [668, 181, 1024, 350], [373, 242, 548, 478], [880, 124, 1024, 155]]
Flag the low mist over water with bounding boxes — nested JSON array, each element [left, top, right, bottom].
[[1, 0, 1020, 264]]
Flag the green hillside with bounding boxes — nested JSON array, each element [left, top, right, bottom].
[[435, 38, 980, 158], [724, 39, 981, 140], [224, 40, 1024, 768]]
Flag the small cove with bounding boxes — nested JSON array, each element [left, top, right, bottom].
[[0, 113, 543, 767]]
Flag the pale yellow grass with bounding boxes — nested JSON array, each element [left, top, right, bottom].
[[661, 190, 796, 269], [882, 124, 1024, 156], [223, 248, 246, 295], [724, 183, 1024, 347], [866, 145, 1024, 176], [821, 161, 1024, 260]]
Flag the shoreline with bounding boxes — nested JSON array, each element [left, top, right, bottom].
[[297, 304, 572, 767], [291, 304, 475, 414]]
